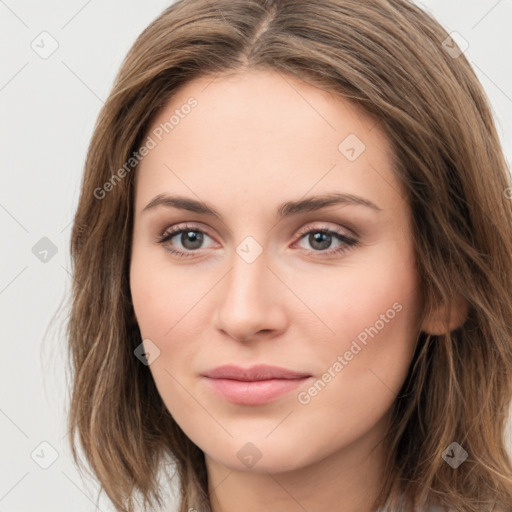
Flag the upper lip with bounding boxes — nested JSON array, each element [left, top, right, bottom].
[[202, 364, 311, 381]]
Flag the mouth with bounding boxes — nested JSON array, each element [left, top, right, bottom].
[[201, 364, 312, 405]]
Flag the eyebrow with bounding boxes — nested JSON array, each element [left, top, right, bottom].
[[141, 192, 382, 218]]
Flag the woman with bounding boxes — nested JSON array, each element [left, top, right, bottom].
[[66, 0, 512, 511]]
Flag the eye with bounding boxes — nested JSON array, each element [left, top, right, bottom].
[[156, 223, 360, 259], [293, 224, 359, 257], [156, 223, 215, 258]]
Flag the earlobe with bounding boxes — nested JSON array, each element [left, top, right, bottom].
[[420, 294, 469, 335]]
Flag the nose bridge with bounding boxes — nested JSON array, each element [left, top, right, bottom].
[[222, 247, 273, 315], [214, 242, 286, 341]]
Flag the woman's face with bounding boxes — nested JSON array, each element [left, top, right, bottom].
[[130, 69, 423, 474]]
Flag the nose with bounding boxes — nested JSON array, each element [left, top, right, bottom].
[[213, 248, 289, 343]]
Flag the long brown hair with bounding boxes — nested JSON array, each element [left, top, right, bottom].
[[66, 0, 512, 511]]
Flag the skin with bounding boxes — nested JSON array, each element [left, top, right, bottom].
[[129, 69, 464, 512]]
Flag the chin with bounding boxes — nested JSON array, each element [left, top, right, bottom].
[[202, 434, 322, 475]]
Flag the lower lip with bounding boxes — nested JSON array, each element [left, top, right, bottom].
[[203, 377, 311, 405]]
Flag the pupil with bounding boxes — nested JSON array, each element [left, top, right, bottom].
[[311, 232, 331, 250], [182, 231, 203, 249]]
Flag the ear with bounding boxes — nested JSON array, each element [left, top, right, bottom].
[[420, 293, 469, 335]]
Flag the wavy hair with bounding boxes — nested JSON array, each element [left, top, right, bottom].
[[66, 0, 512, 511]]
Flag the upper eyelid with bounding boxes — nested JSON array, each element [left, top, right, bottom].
[[295, 223, 355, 237], [162, 222, 214, 238]]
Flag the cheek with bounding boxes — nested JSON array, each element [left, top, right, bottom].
[[129, 248, 212, 339], [324, 268, 418, 350], [291, 242, 418, 346], [288, 271, 420, 461], [129, 254, 204, 427], [297, 241, 421, 395], [129, 250, 215, 399]]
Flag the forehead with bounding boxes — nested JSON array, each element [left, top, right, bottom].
[[135, 69, 405, 215]]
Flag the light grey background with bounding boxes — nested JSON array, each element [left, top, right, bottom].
[[1, 1, 511, 511]]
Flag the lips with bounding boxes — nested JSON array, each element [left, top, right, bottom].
[[202, 364, 311, 381], [201, 364, 312, 405]]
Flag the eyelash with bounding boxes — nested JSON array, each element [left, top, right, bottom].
[[156, 223, 360, 259]]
